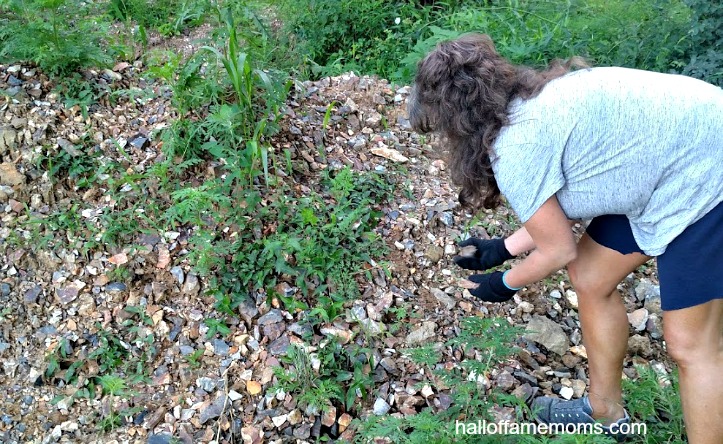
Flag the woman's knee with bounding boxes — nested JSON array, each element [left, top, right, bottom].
[[568, 259, 609, 298], [663, 321, 720, 367]]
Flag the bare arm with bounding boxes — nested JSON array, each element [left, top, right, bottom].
[[503, 219, 579, 256], [503, 196, 577, 289]]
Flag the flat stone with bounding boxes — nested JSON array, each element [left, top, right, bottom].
[[269, 334, 290, 356], [213, 339, 230, 356], [0, 162, 24, 186], [430, 288, 456, 309], [293, 423, 311, 439], [147, 433, 172, 444], [512, 383, 536, 403], [496, 371, 516, 390], [373, 398, 390, 415], [635, 279, 660, 303], [24, 286, 41, 304], [288, 322, 313, 337], [197, 377, 216, 392], [628, 334, 652, 357], [238, 298, 259, 325], [424, 245, 444, 264], [438, 212, 454, 227], [405, 321, 437, 346], [271, 414, 288, 428], [199, 394, 227, 424], [170, 266, 184, 285], [321, 405, 336, 427], [523, 315, 570, 356], [627, 308, 649, 331], [55, 281, 85, 305], [106, 282, 127, 293], [182, 273, 199, 294], [0, 127, 17, 155], [258, 309, 283, 325]]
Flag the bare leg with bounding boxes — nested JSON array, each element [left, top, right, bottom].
[[663, 299, 723, 444], [568, 234, 652, 423]]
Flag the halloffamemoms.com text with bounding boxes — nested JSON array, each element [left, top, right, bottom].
[[455, 420, 647, 436]]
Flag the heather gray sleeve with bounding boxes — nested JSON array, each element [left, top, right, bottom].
[[492, 117, 566, 223]]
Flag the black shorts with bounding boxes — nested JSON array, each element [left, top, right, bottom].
[[586, 202, 723, 311]]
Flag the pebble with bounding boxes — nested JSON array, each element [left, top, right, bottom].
[[565, 290, 578, 309], [182, 273, 199, 294], [628, 334, 652, 357], [627, 308, 649, 331], [147, 434, 172, 444], [424, 245, 444, 264], [197, 377, 216, 392], [438, 212, 454, 227], [228, 390, 243, 401], [571, 379, 587, 398], [405, 321, 437, 345], [373, 398, 391, 415], [0, 283, 10, 296], [430, 288, 456, 309], [258, 309, 284, 325], [106, 282, 127, 293], [170, 266, 184, 285], [524, 315, 569, 356], [559, 386, 574, 400], [24, 285, 41, 303], [199, 394, 227, 424], [213, 339, 230, 356]]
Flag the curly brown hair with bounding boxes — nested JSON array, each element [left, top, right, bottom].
[[408, 33, 587, 209]]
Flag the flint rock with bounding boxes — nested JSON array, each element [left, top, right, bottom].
[[524, 315, 569, 356]]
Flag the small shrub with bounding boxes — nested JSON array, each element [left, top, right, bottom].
[[107, 0, 208, 34], [679, 0, 723, 86], [0, 0, 113, 75]]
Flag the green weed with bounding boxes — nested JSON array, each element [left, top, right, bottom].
[[0, 0, 113, 75]]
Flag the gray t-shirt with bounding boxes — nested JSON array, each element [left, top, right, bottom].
[[491, 67, 723, 256]]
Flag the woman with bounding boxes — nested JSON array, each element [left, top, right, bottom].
[[408, 33, 722, 443]]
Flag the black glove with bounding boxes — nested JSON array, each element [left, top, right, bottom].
[[453, 237, 514, 271], [467, 271, 517, 302]]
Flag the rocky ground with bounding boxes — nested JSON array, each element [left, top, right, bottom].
[[0, 41, 671, 443]]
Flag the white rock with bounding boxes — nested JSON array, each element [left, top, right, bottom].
[[271, 414, 288, 428], [373, 398, 390, 415], [228, 390, 243, 401], [559, 386, 574, 400], [565, 290, 578, 309]]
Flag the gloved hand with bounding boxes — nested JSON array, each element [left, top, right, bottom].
[[466, 271, 517, 302], [453, 237, 514, 271]]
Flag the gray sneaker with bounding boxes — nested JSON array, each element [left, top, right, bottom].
[[531, 396, 631, 442]]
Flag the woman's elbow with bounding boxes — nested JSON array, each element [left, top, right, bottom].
[[559, 246, 577, 267]]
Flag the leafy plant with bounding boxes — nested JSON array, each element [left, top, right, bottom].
[[0, 0, 113, 75], [273, 339, 374, 414], [679, 0, 723, 85], [358, 317, 524, 443]]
